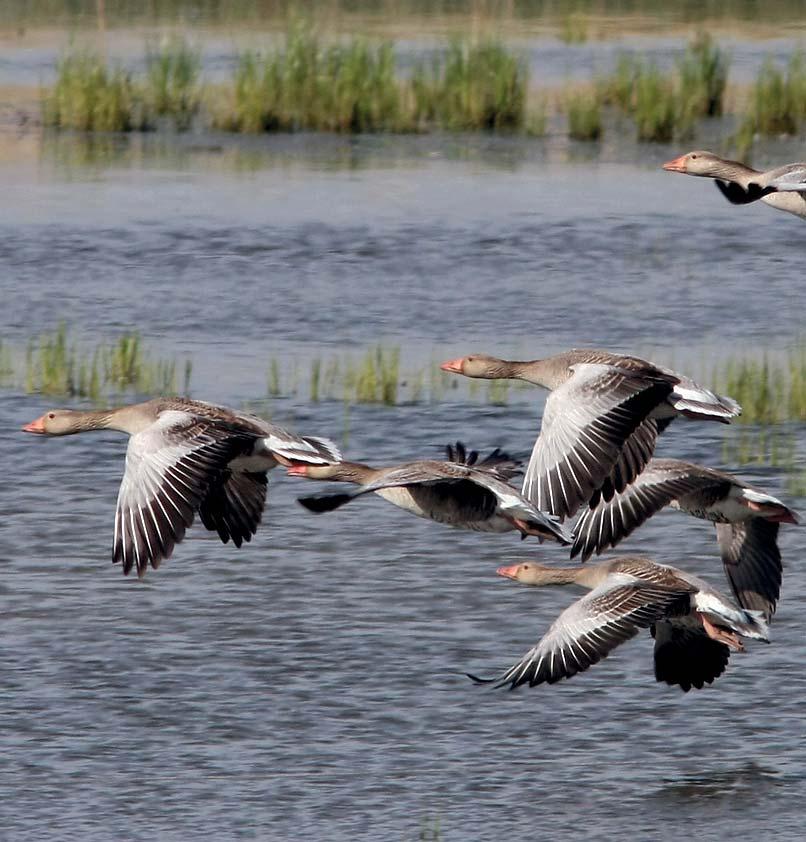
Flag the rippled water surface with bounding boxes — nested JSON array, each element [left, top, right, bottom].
[[2, 135, 805, 840]]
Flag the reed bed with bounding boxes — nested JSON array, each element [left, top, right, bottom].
[[412, 39, 527, 131], [144, 36, 202, 129], [15, 324, 189, 399], [711, 346, 806, 425], [43, 51, 137, 132], [42, 30, 806, 148], [566, 90, 602, 141]]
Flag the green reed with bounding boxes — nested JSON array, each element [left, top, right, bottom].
[[558, 14, 588, 46], [413, 39, 527, 131], [739, 52, 806, 141], [43, 50, 137, 131], [19, 325, 186, 398], [711, 345, 806, 425], [634, 64, 687, 142], [144, 36, 202, 129], [676, 32, 728, 119], [566, 90, 602, 140], [220, 26, 406, 133]]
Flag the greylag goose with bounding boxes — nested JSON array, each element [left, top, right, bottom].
[[439, 350, 740, 520], [288, 442, 573, 544], [663, 150, 806, 219], [469, 557, 769, 691], [22, 397, 341, 577], [571, 458, 798, 620]]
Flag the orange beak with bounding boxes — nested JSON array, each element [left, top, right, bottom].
[[22, 415, 46, 434], [440, 357, 464, 374], [496, 564, 521, 580], [662, 154, 688, 173], [286, 464, 309, 477]]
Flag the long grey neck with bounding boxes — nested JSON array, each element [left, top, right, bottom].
[[497, 359, 553, 388], [525, 565, 605, 588], [711, 158, 761, 185], [326, 461, 376, 484]]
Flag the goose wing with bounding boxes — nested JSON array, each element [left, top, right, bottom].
[[470, 577, 689, 689], [572, 461, 726, 561], [714, 180, 773, 205], [114, 410, 250, 577], [263, 424, 341, 465], [199, 469, 268, 548], [522, 363, 673, 519], [651, 620, 730, 692], [446, 441, 522, 481], [766, 163, 806, 192], [715, 520, 782, 621]]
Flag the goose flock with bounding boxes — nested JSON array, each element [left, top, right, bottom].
[[22, 152, 800, 693]]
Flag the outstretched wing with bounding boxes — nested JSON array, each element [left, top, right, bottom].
[[716, 520, 782, 621], [572, 461, 726, 561], [445, 441, 522, 481], [469, 579, 689, 689], [522, 364, 672, 520], [199, 469, 269, 548], [714, 180, 773, 205], [114, 411, 250, 577], [263, 424, 341, 465], [652, 620, 730, 692]]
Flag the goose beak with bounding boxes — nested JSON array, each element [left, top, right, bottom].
[[440, 358, 464, 374], [286, 464, 309, 477], [662, 154, 687, 173], [22, 416, 46, 434], [496, 564, 520, 580]]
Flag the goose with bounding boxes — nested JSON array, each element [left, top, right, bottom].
[[663, 150, 806, 219], [570, 458, 798, 620], [22, 397, 341, 577], [439, 350, 740, 520], [468, 557, 769, 691], [288, 442, 573, 544]]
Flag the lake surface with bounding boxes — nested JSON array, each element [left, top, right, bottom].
[[2, 132, 805, 840]]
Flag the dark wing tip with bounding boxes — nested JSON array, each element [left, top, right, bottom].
[[466, 672, 496, 685], [297, 493, 353, 514]]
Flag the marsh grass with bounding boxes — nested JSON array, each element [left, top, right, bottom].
[[413, 39, 527, 130], [558, 14, 588, 45], [44, 50, 137, 131], [634, 64, 687, 142], [566, 90, 602, 140], [144, 36, 202, 129], [711, 345, 806, 424], [220, 27, 406, 133], [677, 32, 728, 118], [739, 53, 806, 142], [20, 324, 186, 399]]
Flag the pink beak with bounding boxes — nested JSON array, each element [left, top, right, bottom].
[[22, 416, 46, 434], [496, 564, 521, 580], [440, 357, 464, 374], [662, 154, 688, 173], [286, 464, 309, 477]]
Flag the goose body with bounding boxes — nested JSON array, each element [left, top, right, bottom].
[[663, 150, 806, 219], [571, 458, 798, 620], [439, 350, 740, 520], [22, 397, 341, 577], [469, 557, 769, 692], [289, 443, 573, 544]]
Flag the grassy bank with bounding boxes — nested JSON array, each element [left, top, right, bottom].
[[39, 30, 806, 148]]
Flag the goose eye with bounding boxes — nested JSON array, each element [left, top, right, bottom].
[[691, 154, 698, 159], [48, 413, 55, 419]]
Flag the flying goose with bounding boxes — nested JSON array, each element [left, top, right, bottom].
[[663, 150, 806, 219], [468, 557, 769, 691], [571, 458, 798, 620], [22, 397, 341, 577], [288, 442, 573, 544], [439, 350, 740, 520]]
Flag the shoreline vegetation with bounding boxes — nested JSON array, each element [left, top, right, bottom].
[[35, 28, 806, 155], [5, 327, 805, 477], [5, 325, 806, 421]]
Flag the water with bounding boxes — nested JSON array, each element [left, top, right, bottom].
[[2, 133, 805, 840]]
